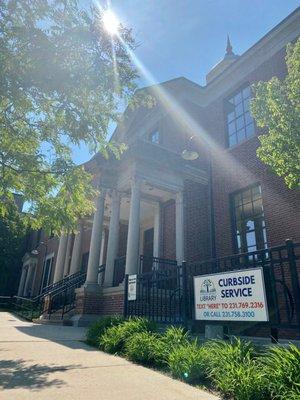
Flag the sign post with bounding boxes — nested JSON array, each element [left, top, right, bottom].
[[194, 267, 268, 323], [128, 274, 137, 301]]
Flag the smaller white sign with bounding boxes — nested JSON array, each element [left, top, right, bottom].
[[128, 274, 137, 301], [194, 267, 268, 322]]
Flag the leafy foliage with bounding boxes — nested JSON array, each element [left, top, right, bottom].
[[0, 0, 139, 233], [203, 338, 268, 400], [125, 326, 191, 368], [168, 340, 208, 383], [87, 318, 300, 400], [0, 203, 26, 295], [263, 344, 300, 400], [86, 315, 124, 347], [162, 326, 190, 348], [160, 326, 191, 361], [251, 39, 300, 188], [125, 331, 165, 367], [99, 317, 156, 354]]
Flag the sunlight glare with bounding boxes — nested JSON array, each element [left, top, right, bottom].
[[116, 34, 265, 190], [103, 10, 120, 35]]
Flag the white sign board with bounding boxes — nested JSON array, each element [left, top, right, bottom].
[[128, 274, 137, 301], [194, 268, 268, 322]]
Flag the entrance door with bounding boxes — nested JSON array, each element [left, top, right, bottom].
[[142, 228, 154, 273]]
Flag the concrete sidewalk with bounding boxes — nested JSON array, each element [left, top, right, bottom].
[[0, 312, 219, 400]]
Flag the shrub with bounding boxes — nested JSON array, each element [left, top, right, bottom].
[[264, 344, 300, 400], [160, 326, 191, 363], [203, 338, 268, 400], [168, 340, 208, 383], [162, 326, 190, 348], [125, 331, 165, 367], [86, 315, 124, 347], [99, 317, 156, 354]]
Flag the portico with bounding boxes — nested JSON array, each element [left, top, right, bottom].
[[51, 139, 209, 300], [38, 134, 209, 326], [75, 179, 184, 292]]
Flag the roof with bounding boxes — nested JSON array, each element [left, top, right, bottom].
[[87, 7, 300, 160]]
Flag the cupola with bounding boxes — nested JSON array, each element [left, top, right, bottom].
[[206, 35, 239, 84]]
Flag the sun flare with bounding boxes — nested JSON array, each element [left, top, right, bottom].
[[103, 10, 120, 35]]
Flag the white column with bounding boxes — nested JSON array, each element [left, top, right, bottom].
[[69, 222, 83, 275], [175, 191, 184, 264], [125, 178, 141, 275], [23, 263, 35, 297], [53, 233, 68, 283], [153, 203, 161, 258], [18, 267, 27, 296], [63, 234, 73, 277], [84, 189, 106, 289], [104, 190, 120, 287], [99, 229, 106, 267]]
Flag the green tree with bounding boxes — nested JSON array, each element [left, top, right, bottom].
[[251, 39, 300, 189], [0, 203, 26, 295], [0, 0, 139, 233]]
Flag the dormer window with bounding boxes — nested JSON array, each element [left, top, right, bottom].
[[149, 130, 160, 144], [225, 85, 255, 147]]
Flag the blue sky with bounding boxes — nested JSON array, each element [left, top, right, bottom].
[[72, 0, 299, 164]]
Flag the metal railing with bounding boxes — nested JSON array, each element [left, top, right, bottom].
[[9, 271, 87, 320], [139, 255, 177, 274], [125, 264, 184, 323], [45, 272, 87, 319], [44, 266, 105, 319], [41, 271, 83, 295], [125, 240, 300, 336]]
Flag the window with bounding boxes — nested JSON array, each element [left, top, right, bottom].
[[149, 130, 160, 144], [231, 185, 267, 253], [40, 255, 54, 292], [226, 86, 255, 147]]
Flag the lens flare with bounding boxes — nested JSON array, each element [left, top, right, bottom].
[[103, 10, 119, 35], [112, 28, 292, 213]]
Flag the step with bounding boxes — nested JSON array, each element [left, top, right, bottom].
[[33, 310, 75, 326]]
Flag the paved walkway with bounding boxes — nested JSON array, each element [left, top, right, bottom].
[[0, 312, 219, 400]]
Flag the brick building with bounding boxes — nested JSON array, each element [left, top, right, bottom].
[[17, 9, 300, 328]]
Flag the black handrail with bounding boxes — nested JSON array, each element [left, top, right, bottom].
[[41, 271, 83, 295], [46, 273, 87, 319]]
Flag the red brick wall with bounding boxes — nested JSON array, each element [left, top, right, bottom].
[[184, 180, 212, 262], [99, 292, 124, 315], [161, 200, 176, 259], [204, 47, 300, 257], [75, 289, 124, 316]]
